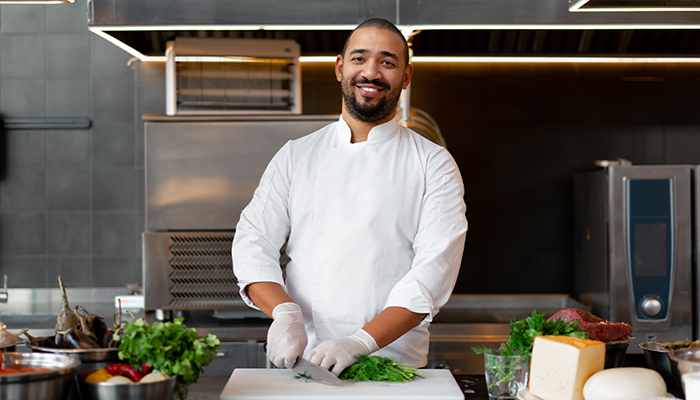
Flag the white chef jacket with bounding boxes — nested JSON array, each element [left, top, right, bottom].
[[233, 116, 467, 367]]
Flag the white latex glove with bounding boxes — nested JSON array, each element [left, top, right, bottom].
[[266, 302, 308, 369], [307, 329, 379, 376]]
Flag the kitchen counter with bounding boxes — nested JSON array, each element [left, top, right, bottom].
[[187, 374, 488, 400]]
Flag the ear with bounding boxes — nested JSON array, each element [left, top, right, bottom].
[[335, 54, 344, 82], [402, 63, 413, 90]]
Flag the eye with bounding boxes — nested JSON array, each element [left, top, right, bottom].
[[351, 56, 364, 63]]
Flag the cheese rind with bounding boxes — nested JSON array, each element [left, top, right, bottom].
[[528, 335, 605, 400]]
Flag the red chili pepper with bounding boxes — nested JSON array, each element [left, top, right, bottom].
[[141, 363, 152, 375], [106, 363, 144, 382]]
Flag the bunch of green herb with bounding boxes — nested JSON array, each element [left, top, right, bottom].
[[114, 317, 220, 400], [339, 355, 423, 382], [472, 310, 588, 393], [473, 309, 588, 357]]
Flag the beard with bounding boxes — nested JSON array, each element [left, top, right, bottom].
[[341, 75, 403, 123]]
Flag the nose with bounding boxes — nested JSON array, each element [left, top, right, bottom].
[[360, 61, 382, 81]]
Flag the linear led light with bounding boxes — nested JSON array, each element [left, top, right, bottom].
[[0, 0, 73, 3], [300, 55, 700, 63], [89, 24, 700, 64], [411, 56, 700, 63], [125, 55, 700, 64], [569, 0, 700, 12]]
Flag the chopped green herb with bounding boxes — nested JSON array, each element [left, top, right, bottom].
[[339, 355, 423, 382], [294, 372, 313, 380]]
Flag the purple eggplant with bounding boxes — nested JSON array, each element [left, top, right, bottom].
[[102, 300, 123, 348], [75, 305, 108, 344], [55, 276, 79, 335], [23, 331, 59, 349], [64, 327, 101, 350]]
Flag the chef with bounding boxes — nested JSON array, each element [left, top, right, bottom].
[[232, 18, 467, 376]]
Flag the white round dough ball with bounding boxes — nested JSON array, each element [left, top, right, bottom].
[[583, 367, 666, 400]]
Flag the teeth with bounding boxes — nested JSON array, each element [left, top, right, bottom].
[[362, 87, 378, 92]]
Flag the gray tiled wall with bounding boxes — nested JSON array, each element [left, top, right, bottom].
[[0, 2, 698, 297], [0, 1, 161, 289]]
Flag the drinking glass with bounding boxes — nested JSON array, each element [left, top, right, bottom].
[[483, 353, 530, 399]]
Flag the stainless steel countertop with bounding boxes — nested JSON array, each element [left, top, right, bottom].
[[0, 289, 586, 343]]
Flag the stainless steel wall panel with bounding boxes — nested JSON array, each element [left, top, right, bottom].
[[145, 115, 336, 231]]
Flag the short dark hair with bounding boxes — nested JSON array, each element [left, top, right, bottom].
[[341, 18, 410, 68]]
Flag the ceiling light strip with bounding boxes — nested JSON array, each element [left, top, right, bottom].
[[573, 7, 700, 12], [301, 56, 700, 63], [569, 0, 700, 12], [89, 28, 148, 61], [90, 23, 700, 32], [0, 0, 73, 3]]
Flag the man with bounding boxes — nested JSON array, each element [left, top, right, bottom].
[[232, 18, 467, 376]]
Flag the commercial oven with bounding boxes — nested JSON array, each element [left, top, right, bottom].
[[574, 160, 698, 353], [143, 115, 337, 312]]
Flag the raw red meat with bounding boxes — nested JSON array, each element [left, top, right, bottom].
[[548, 308, 632, 342]]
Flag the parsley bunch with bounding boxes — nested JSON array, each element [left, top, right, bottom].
[[114, 317, 220, 400], [473, 309, 588, 357], [339, 355, 423, 382], [472, 310, 588, 393]]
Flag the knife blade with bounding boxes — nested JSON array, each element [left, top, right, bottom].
[[292, 357, 342, 385]]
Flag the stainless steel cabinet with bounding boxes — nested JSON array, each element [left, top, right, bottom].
[[202, 341, 269, 376]]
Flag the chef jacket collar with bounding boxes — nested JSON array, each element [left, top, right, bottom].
[[336, 115, 400, 145]]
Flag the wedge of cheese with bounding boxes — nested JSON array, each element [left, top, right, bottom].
[[528, 335, 605, 400]]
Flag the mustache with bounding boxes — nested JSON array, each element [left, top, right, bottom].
[[352, 77, 390, 90]]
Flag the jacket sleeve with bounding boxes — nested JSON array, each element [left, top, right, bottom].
[[232, 141, 294, 310], [383, 147, 467, 324]]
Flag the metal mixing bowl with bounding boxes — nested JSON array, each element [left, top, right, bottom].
[[0, 339, 23, 353], [29, 345, 120, 399], [639, 341, 674, 382], [0, 351, 81, 400], [668, 347, 700, 395], [75, 370, 177, 400], [605, 337, 634, 369]]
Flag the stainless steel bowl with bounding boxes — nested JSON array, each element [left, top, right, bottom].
[[668, 347, 700, 396], [605, 337, 633, 369], [640, 341, 674, 382], [0, 351, 81, 400], [29, 345, 120, 399], [75, 370, 177, 400], [0, 339, 23, 353]]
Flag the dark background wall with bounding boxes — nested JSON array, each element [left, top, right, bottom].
[[0, 1, 699, 296], [303, 61, 700, 295]]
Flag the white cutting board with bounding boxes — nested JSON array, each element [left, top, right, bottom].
[[219, 369, 464, 400]]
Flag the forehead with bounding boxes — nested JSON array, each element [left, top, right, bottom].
[[345, 27, 406, 62]]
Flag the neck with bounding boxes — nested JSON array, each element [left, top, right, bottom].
[[342, 108, 396, 143]]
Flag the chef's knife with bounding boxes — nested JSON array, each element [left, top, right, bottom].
[[292, 357, 342, 385]]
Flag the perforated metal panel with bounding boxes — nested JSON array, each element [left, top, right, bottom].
[[176, 61, 294, 113], [165, 37, 301, 115], [168, 235, 239, 308], [143, 231, 288, 311]]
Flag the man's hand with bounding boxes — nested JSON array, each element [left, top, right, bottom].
[[266, 302, 308, 369], [307, 329, 379, 376]]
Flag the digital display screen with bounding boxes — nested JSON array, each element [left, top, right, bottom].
[[634, 222, 668, 277]]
